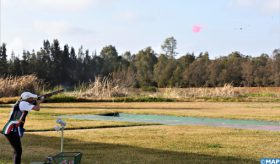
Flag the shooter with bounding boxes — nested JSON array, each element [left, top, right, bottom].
[[2, 89, 64, 164], [2, 92, 42, 164]]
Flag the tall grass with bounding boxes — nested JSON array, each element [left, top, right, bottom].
[[0, 75, 42, 97], [2, 74, 280, 102], [160, 84, 240, 99], [73, 82, 280, 102], [73, 75, 128, 99]]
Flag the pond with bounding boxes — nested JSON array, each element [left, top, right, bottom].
[[59, 113, 280, 131]]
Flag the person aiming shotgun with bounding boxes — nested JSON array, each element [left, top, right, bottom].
[[2, 89, 64, 164]]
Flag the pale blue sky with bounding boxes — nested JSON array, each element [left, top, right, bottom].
[[1, 0, 280, 58]]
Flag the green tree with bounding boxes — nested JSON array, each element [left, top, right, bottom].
[[241, 57, 254, 86], [0, 43, 8, 76], [35, 40, 53, 82], [154, 54, 178, 87], [50, 39, 63, 85], [122, 51, 133, 62], [61, 45, 72, 85], [171, 64, 184, 87], [161, 37, 177, 58], [8, 52, 22, 76], [154, 54, 169, 87], [208, 59, 224, 87], [271, 49, 280, 86], [215, 52, 244, 86], [178, 53, 195, 68], [134, 47, 157, 87], [100, 45, 118, 59], [252, 54, 272, 86], [185, 52, 210, 87], [100, 45, 121, 74], [68, 47, 79, 83], [226, 52, 244, 86], [178, 53, 195, 87]]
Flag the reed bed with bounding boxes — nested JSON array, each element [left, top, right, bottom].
[[0, 75, 42, 98], [159, 84, 240, 99], [73, 81, 280, 101], [2, 74, 280, 101], [73, 76, 128, 99]]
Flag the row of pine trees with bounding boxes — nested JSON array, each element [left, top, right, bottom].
[[0, 37, 280, 88]]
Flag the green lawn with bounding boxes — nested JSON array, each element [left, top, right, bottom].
[[0, 102, 279, 163]]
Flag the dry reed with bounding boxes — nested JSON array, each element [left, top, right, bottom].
[[160, 84, 240, 99], [0, 75, 42, 97], [74, 75, 128, 99]]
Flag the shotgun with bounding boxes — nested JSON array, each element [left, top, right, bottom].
[[31, 89, 65, 105], [38, 89, 65, 101]]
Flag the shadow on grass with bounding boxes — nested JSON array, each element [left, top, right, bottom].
[[1, 133, 258, 164]]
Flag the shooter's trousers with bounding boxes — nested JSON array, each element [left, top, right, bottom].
[[5, 132, 22, 164]]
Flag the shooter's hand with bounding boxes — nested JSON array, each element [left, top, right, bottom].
[[36, 99, 42, 105], [31, 99, 42, 111], [39, 96, 45, 102], [31, 99, 42, 105]]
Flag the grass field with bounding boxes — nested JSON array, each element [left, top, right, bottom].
[[0, 102, 280, 163]]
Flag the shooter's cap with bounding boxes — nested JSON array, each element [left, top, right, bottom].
[[21, 92, 38, 100]]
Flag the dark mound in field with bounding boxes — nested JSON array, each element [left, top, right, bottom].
[[97, 112, 120, 117]]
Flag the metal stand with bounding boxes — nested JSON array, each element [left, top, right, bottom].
[[55, 118, 66, 152], [60, 127, 64, 152], [32, 119, 82, 164]]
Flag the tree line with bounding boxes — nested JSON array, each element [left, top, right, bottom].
[[0, 37, 280, 88]]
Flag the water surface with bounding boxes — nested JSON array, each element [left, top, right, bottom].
[[59, 113, 280, 131]]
